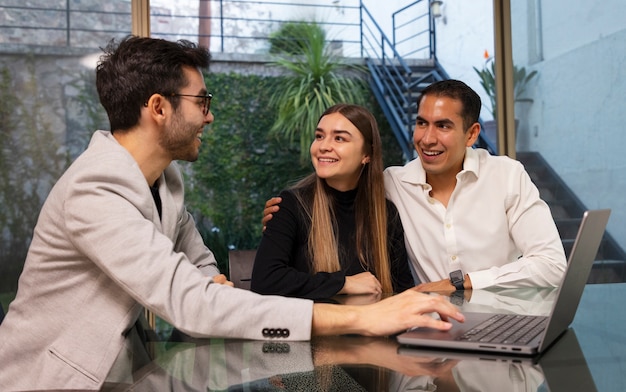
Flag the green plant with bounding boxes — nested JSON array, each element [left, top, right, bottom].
[[185, 72, 312, 273], [267, 21, 368, 162], [473, 50, 538, 119], [269, 21, 325, 55]]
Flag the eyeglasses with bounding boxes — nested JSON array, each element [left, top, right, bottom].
[[165, 93, 213, 116]]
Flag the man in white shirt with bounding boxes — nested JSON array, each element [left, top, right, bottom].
[[384, 79, 566, 291], [264, 80, 566, 291]]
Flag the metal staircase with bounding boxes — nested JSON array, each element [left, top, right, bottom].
[[360, 1, 495, 161], [517, 152, 626, 282], [360, 0, 625, 282]]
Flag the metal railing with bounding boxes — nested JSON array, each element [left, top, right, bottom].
[[0, 1, 360, 57], [0, 0, 436, 60], [392, 0, 435, 59], [360, 3, 417, 159], [0, 1, 131, 49]]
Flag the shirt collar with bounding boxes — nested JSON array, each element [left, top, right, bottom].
[[399, 147, 480, 186], [460, 147, 480, 179]]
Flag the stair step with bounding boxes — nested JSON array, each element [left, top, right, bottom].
[[555, 218, 582, 238], [589, 260, 626, 283], [562, 237, 626, 263]]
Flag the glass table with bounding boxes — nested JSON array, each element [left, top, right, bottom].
[[104, 283, 626, 391]]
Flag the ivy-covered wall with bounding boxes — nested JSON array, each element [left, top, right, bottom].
[[185, 72, 311, 271]]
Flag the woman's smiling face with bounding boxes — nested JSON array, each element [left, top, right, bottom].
[[310, 112, 369, 192]]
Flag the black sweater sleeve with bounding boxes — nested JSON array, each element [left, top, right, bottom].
[[386, 200, 415, 292], [251, 190, 345, 299]]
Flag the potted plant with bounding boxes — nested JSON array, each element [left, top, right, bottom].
[[473, 50, 538, 120], [267, 21, 367, 163]]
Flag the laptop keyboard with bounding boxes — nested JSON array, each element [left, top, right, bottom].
[[457, 314, 547, 344]]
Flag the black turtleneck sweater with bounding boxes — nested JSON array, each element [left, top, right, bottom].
[[251, 186, 414, 299]]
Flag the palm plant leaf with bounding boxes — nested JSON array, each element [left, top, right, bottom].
[[268, 21, 366, 162]]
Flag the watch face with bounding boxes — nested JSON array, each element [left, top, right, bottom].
[[450, 270, 463, 282]]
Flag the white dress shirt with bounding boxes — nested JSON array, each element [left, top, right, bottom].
[[384, 147, 566, 289]]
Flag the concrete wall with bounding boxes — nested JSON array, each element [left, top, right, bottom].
[[509, 1, 626, 250]]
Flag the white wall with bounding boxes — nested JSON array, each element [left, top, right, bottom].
[[510, 1, 626, 248], [426, 0, 495, 119]]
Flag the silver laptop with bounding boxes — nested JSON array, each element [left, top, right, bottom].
[[397, 209, 611, 355]]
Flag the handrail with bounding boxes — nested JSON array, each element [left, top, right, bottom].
[[0, 1, 364, 55], [361, 0, 433, 160], [392, 0, 435, 59]]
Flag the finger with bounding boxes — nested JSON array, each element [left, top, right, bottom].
[[212, 274, 226, 284], [261, 213, 273, 226], [432, 302, 465, 324], [406, 292, 465, 322], [212, 274, 232, 285], [264, 196, 282, 208], [372, 276, 382, 291], [262, 206, 279, 216], [412, 316, 454, 331]]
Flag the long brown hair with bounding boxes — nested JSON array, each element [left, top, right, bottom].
[[292, 104, 393, 293]]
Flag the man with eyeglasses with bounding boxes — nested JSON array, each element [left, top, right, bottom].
[[0, 36, 464, 390]]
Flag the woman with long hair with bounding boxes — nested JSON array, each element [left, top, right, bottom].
[[251, 104, 413, 299]]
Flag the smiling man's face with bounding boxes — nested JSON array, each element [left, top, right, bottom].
[[413, 94, 479, 182]]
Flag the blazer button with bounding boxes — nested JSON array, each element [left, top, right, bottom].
[[262, 327, 290, 338]]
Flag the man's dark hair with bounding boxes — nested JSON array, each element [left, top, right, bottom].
[[418, 79, 482, 131], [96, 35, 210, 132]]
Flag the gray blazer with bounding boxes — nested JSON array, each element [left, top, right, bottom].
[[0, 131, 312, 391]]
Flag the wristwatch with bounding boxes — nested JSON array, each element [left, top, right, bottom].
[[449, 269, 465, 291]]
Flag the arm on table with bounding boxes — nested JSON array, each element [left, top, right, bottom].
[[311, 289, 465, 336]]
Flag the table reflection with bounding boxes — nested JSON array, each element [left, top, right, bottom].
[[105, 329, 593, 391], [103, 286, 614, 391]]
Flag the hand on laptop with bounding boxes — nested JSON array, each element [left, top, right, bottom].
[[336, 289, 465, 337]]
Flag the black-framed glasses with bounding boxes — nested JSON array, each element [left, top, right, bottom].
[[165, 93, 213, 116]]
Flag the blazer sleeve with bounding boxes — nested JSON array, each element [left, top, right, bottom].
[[386, 200, 415, 292], [251, 190, 345, 300], [62, 150, 313, 341]]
